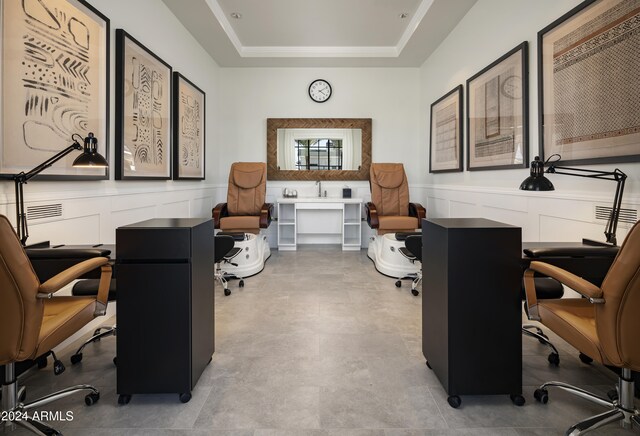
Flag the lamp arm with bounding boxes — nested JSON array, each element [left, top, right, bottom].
[[548, 165, 627, 245], [17, 142, 82, 183], [606, 175, 626, 245], [13, 141, 82, 245]]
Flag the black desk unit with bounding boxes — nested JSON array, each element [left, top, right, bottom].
[[422, 218, 523, 408], [116, 218, 214, 404]]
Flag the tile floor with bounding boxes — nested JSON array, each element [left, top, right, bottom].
[[4, 246, 638, 435]]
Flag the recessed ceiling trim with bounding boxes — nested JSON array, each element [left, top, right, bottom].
[[396, 0, 435, 53], [205, 0, 243, 53], [205, 0, 428, 59], [241, 46, 399, 58]]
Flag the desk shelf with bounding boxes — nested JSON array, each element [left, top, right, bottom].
[[277, 198, 362, 251]]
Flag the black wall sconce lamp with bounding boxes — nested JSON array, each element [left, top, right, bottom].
[[13, 133, 109, 246], [520, 154, 627, 246]]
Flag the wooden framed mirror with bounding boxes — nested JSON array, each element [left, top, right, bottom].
[[267, 118, 371, 181]]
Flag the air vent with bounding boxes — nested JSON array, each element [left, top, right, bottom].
[[595, 205, 637, 225], [27, 204, 62, 221]]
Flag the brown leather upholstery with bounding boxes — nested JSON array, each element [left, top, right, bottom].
[[370, 163, 410, 217], [366, 163, 425, 234], [0, 214, 111, 364], [524, 220, 640, 371], [226, 162, 266, 216], [213, 162, 273, 232]]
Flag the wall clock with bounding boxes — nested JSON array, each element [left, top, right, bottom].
[[308, 79, 332, 103]]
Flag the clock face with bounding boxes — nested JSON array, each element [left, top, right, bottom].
[[309, 79, 332, 103]]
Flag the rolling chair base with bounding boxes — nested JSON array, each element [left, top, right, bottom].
[[2, 363, 99, 435], [70, 325, 117, 365], [534, 368, 639, 435], [522, 324, 560, 365]]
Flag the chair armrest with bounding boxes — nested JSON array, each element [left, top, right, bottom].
[[38, 257, 109, 296], [523, 246, 619, 258], [260, 203, 274, 228], [529, 261, 604, 302], [212, 203, 228, 229], [365, 202, 379, 229], [409, 203, 426, 228]]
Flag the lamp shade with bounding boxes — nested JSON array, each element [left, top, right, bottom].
[[519, 156, 554, 191], [72, 133, 108, 168]]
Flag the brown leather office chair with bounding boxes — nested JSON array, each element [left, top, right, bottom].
[[365, 163, 425, 234], [524, 220, 640, 434], [0, 215, 112, 435], [212, 162, 273, 233]]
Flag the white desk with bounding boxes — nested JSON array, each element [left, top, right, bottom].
[[277, 197, 363, 251]]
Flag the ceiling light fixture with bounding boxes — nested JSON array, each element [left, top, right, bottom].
[[230, 12, 242, 19]]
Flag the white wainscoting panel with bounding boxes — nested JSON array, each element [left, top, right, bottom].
[[420, 185, 639, 243]]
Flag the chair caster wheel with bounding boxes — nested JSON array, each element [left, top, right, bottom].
[[534, 388, 548, 404], [53, 360, 65, 375], [179, 392, 192, 403], [239, 280, 244, 287], [36, 355, 48, 369], [395, 280, 402, 287], [547, 352, 560, 366], [70, 353, 83, 365], [579, 352, 593, 364], [113, 357, 118, 366], [411, 289, 419, 296], [426, 360, 432, 369], [607, 389, 619, 401], [447, 395, 461, 408], [85, 392, 100, 406], [510, 394, 525, 406], [224, 289, 231, 296], [118, 394, 131, 405]]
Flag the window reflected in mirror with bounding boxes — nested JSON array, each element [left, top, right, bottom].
[[277, 128, 362, 171]]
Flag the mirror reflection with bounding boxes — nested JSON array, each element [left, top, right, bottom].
[[276, 128, 362, 171]]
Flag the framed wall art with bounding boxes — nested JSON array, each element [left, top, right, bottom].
[[0, 0, 109, 180], [173, 72, 205, 180], [466, 42, 529, 171], [539, 0, 640, 166], [430, 85, 463, 173], [115, 29, 171, 180]]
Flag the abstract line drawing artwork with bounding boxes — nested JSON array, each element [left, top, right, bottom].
[[173, 72, 205, 180], [115, 29, 171, 180], [430, 85, 463, 173], [0, 0, 109, 179], [539, 0, 640, 165], [467, 42, 529, 171]]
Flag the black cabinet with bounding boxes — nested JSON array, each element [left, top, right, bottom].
[[116, 218, 214, 404], [422, 218, 522, 408]]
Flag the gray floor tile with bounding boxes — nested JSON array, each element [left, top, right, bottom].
[[7, 246, 639, 436]]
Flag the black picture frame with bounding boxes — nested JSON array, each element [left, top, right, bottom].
[[115, 29, 172, 180], [0, 0, 110, 180], [466, 42, 529, 171], [538, 0, 640, 166], [429, 85, 463, 173], [172, 72, 205, 180]]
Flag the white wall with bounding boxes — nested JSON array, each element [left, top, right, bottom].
[[0, 0, 220, 244], [217, 68, 421, 246], [419, 0, 640, 242]]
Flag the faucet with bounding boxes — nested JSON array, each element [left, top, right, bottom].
[[315, 180, 322, 197]]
